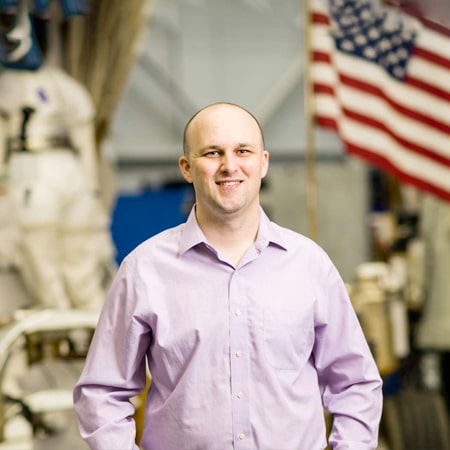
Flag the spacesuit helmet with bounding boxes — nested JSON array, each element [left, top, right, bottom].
[[0, 0, 89, 71], [0, 0, 44, 70]]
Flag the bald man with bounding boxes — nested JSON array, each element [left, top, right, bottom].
[[74, 103, 382, 450]]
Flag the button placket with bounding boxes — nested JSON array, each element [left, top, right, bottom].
[[229, 270, 251, 449]]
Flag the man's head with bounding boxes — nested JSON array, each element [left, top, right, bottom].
[[179, 102, 269, 222], [183, 102, 265, 156]]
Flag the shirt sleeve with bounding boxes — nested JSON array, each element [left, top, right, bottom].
[[312, 258, 383, 450], [73, 259, 151, 450]]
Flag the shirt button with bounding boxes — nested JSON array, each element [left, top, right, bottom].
[[235, 309, 241, 316], [237, 391, 244, 399], [238, 433, 246, 440], [235, 350, 242, 357]]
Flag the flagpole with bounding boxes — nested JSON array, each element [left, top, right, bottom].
[[303, 0, 318, 242]]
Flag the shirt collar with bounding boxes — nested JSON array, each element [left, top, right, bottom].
[[179, 205, 288, 255], [255, 207, 288, 252], [178, 206, 208, 255]]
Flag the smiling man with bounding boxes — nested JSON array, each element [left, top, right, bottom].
[[74, 102, 383, 450], [179, 103, 269, 266]]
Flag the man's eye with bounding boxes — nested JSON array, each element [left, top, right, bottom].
[[238, 149, 250, 154], [204, 151, 219, 157]]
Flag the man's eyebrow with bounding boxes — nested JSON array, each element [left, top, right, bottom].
[[235, 142, 260, 150], [198, 145, 222, 152], [197, 143, 255, 153]]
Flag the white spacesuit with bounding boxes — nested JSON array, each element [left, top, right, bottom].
[[0, 64, 115, 310], [0, 177, 20, 270]]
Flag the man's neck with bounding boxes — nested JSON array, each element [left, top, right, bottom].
[[197, 207, 261, 266]]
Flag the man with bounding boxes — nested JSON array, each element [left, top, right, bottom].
[[74, 102, 383, 449]]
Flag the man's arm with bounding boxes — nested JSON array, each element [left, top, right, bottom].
[[73, 260, 151, 450], [314, 262, 383, 450]]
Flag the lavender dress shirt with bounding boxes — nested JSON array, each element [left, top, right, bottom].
[[73, 207, 383, 450]]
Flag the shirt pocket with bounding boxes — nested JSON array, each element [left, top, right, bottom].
[[263, 304, 314, 370]]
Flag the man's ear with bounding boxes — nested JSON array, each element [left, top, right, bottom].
[[261, 150, 269, 178], [178, 156, 193, 183]]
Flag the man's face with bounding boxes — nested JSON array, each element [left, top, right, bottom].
[[179, 104, 269, 220]]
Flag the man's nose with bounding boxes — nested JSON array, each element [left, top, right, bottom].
[[220, 153, 238, 172]]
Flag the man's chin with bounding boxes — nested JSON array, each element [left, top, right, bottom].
[[215, 203, 242, 216]]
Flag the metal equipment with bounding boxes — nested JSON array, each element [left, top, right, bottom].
[[0, 308, 98, 449]]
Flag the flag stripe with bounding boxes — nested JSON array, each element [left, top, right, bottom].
[[339, 86, 450, 158], [405, 75, 450, 101], [337, 59, 450, 124], [313, 53, 450, 154], [314, 87, 450, 167], [314, 84, 334, 96], [413, 47, 450, 70], [346, 143, 450, 202], [406, 59, 450, 96], [312, 11, 329, 25], [340, 74, 450, 133], [413, 25, 450, 60], [342, 107, 450, 165], [340, 119, 450, 189]]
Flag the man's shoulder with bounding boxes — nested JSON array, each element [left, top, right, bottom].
[[269, 220, 321, 248], [124, 222, 186, 262], [268, 220, 333, 265]]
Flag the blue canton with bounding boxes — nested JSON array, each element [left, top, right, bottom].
[[328, 0, 417, 80]]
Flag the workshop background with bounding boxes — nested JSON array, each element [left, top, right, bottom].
[[0, 0, 450, 448]]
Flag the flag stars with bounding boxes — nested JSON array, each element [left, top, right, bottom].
[[355, 34, 367, 46], [343, 5, 353, 15], [378, 38, 392, 52], [396, 47, 408, 60], [333, 28, 344, 39], [368, 27, 379, 40], [393, 66, 406, 78], [342, 39, 355, 51], [339, 15, 358, 28], [360, 9, 370, 20], [387, 52, 399, 64], [391, 35, 402, 46], [363, 46, 377, 59], [329, 0, 416, 81]]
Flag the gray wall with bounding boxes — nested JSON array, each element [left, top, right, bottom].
[[262, 159, 370, 281]]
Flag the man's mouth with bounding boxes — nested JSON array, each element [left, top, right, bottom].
[[217, 181, 241, 187]]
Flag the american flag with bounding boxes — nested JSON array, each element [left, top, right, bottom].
[[311, 0, 450, 202]]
